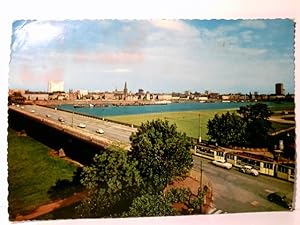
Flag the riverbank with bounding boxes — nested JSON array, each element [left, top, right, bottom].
[[7, 128, 78, 220]]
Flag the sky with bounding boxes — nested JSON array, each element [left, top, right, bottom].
[[9, 19, 295, 94]]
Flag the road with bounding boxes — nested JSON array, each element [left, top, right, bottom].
[[11, 104, 137, 144], [193, 156, 295, 213]]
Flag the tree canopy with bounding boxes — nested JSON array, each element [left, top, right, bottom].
[[207, 111, 247, 146], [237, 103, 273, 146], [207, 103, 273, 147], [77, 146, 142, 217], [129, 119, 193, 192], [77, 119, 199, 218]]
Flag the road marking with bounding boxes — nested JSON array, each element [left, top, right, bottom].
[[265, 189, 274, 193], [251, 201, 259, 206]]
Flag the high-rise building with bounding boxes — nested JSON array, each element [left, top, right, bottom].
[[275, 83, 285, 95], [48, 80, 64, 93]]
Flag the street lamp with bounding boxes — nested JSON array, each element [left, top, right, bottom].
[[72, 110, 74, 127], [198, 113, 202, 143]]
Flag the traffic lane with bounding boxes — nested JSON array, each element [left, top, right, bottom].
[[22, 105, 136, 142], [193, 156, 294, 213], [73, 117, 134, 142]]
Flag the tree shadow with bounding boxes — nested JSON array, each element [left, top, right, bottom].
[[48, 167, 84, 201]]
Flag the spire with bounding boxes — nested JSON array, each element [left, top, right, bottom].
[[124, 81, 128, 94]]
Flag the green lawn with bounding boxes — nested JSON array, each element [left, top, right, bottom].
[[8, 128, 77, 219], [107, 109, 232, 140], [108, 108, 294, 140]]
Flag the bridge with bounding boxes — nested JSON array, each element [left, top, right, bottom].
[[8, 104, 137, 150]]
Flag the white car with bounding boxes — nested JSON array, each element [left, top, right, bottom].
[[30, 110, 35, 113], [46, 114, 51, 118], [239, 165, 259, 176], [78, 123, 86, 128], [96, 128, 104, 134], [212, 160, 233, 169], [58, 117, 65, 122]]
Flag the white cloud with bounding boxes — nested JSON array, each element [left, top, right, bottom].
[[239, 20, 266, 29], [12, 21, 63, 52]]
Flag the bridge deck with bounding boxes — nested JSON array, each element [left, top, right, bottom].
[[9, 104, 136, 150]]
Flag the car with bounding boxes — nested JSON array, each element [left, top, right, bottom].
[[30, 110, 35, 113], [21, 106, 24, 109], [58, 117, 65, 122], [239, 165, 259, 176], [267, 192, 292, 210], [78, 123, 86, 128], [46, 114, 51, 118], [96, 128, 104, 134], [212, 160, 232, 169]]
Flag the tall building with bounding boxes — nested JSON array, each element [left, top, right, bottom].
[[123, 81, 128, 99], [275, 83, 285, 95], [48, 80, 64, 93]]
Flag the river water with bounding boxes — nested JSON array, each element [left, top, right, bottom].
[[57, 101, 294, 117]]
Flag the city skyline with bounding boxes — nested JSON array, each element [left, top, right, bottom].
[[9, 19, 295, 94]]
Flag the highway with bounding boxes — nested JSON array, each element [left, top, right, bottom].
[[193, 156, 295, 213], [10, 104, 137, 144]]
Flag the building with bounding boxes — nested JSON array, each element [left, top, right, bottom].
[[123, 81, 128, 100], [48, 80, 64, 93], [275, 83, 285, 95]]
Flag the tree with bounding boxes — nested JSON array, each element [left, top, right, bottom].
[[125, 187, 206, 217], [129, 119, 193, 193], [237, 103, 273, 147], [77, 146, 142, 218], [207, 103, 273, 147], [207, 112, 247, 146], [125, 193, 177, 217]]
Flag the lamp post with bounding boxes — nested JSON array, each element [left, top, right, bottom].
[[72, 110, 74, 127], [198, 113, 202, 143]]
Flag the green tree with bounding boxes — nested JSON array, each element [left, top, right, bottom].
[[125, 193, 177, 217], [77, 146, 142, 218], [207, 112, 247, 146], [125, 187, 206, 217], [129, 119, 193, 193], [237, 103, 273, 147]]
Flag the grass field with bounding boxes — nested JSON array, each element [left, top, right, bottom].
[[107, 108, 294, 140], [8, 128, 77, 219], [108, 109, 232, 140]]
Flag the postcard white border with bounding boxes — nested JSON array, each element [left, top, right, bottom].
[[1, 0, 299, 225]]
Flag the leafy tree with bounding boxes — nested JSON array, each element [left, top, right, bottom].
[[77, 146, 142, 218], [125, 187, 206, 217], [125, 193, 177, 217], [129, 119, 193, 193], [207, 112, 247, 146], [237, 103, 273, 147], [165, 187, 206, 215]]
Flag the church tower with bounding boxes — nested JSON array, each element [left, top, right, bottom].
[[123, 81, 128, 100]]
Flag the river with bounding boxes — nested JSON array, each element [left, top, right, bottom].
[[57, 101, 294, 117]]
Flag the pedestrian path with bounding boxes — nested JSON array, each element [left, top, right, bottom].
[[207, 207, 227, 214]]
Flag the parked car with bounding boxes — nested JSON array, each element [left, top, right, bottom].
[[239, 165, 259, 176], [78, 123, 86, 128], [212, 160, 232, 169], [267, 192, 292, 210], [58, 117, 65, 122], [96, 128, 104, 134], [30, 110, 35, 113], [46, 114, 51, 118]]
